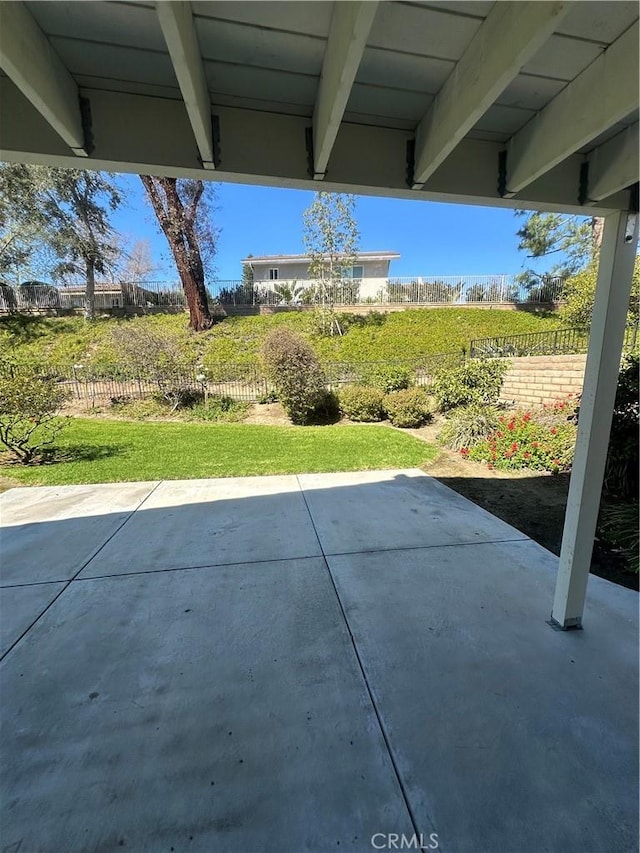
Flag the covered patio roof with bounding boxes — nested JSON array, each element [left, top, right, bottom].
[[0, 1, 638, 214]]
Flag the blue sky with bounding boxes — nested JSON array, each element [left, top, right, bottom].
[[113, 173, 544, 282]]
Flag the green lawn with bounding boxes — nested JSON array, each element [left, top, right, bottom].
[[1, 419, 436, 487]]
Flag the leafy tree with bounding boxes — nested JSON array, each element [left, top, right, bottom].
[[303, 192, 359, 334], [140, 176, 219, 331], [0, 165, 121, 318], [561, 256, 640, 330], [514, 211, 604, 289], [0, 366, 70, 462]]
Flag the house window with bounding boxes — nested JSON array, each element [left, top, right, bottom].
[[269, 268, 279, 280], [343, 265, 364, 279]]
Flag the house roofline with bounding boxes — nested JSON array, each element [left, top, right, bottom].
[[242, 251, 400, 264]]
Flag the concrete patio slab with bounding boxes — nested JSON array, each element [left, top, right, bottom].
[[327, 538, 639, 853], [298, 469, 529, 555], [0, 581, 66, 655], [1, 557, 413, 853], [78, 476, 322, 578], [1, 471, 637, 852], [0, 482, 158, 584]]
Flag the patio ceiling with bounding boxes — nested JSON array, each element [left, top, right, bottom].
[[0, 0, 638, 214]]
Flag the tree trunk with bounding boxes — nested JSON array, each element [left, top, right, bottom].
[[85, 258, 96, 321], [591, 217, 605, 253], [139, 175, 213, 331]]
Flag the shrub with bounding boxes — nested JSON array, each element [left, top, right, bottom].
[[604, 353, 639, 499], [186, 395, 249, 423], [0, 369, 70, 462], [432, 358, 509, 412], [561, 258, 640, 329], [111, 397, 174, 420], [365, 365, 412, 393], [338, 385, 385, 421], [384, 387, 433, 428], [466, 410, 576, 472], [310, 389, 340, 424], [438, 404, 501, 451], [261, 328, 328, 424], [599, 503, 639, 573]]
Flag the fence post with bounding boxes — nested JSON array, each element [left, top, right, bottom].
[[72, 365, 81, 400]]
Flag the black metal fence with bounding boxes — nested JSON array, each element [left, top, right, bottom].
[[469, 325, 639, 358], [1, 353, 464, 411]]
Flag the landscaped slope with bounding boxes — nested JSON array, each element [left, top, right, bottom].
[[0, 308, 562, 371]]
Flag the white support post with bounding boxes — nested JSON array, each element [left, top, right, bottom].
[[551, 208, 639, 629]]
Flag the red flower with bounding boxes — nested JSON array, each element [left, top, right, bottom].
[[490, 451, 497, 460], [550, 427, 558, 435], [523, 412, 532, 422], [532, 441, 539, 448], [505, 450, 513, 458], [552, 459, 561, 467], [487, 463, 494, 470], [523, 451, 531, 459], [507, 422, 515, 431], [460, 447, 469, 456]]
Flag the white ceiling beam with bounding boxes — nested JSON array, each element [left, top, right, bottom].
[[412, 1, 569, 189], [507, 23, 639, 195], [312, 1, 378, 180], [0, 1, 86, 155], [587, 123, 639, 202], [156, 0, 215, 169]]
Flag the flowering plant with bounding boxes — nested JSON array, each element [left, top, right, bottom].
[[463, 410, 576, 473]]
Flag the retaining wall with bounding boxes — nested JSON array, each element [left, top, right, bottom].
[[500, 354, 587, 406]]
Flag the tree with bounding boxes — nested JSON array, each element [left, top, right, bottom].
[[117, 238, 160, 282], [303, 192, 359, 334], [561, 256, 640, 329], [514, 211, 604, 289], [140, 176, 218, 331], [0, 165, 121, 318]]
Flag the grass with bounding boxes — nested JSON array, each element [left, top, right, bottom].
[[0, 419, 437, 486], [0, 308, 562, 371]]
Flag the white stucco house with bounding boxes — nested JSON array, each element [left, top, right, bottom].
[[242, 251, 400, 300]]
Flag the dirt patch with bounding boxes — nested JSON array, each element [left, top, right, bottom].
[[416, 417, 637, 591], [243, 403, 292, 427]]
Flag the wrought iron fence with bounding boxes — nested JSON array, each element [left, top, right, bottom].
[[469, 325, 639, 358], [0, 352, 464, 410], [0, 274, 567, 312]]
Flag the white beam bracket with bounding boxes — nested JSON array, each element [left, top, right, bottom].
[[0, 1, 87, 155]]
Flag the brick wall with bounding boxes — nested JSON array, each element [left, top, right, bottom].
[[500, 354, 587, 406]]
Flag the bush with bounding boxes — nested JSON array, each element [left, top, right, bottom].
[[466, 410, 576, 472], [383, 388, 433, 428], [338, 385, 385, 421], [599, 503, 639, 573], [432, 358, 509, 412], [186, 395, 249, 423], [310, 389, 340, 424], [604, 353, 639, 499], [438, 404, 501, 451], [561, 258, 640, 329], [0, 369, 70, 462], [365, 365, 412, 393], [261, 328, 329, 425]]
